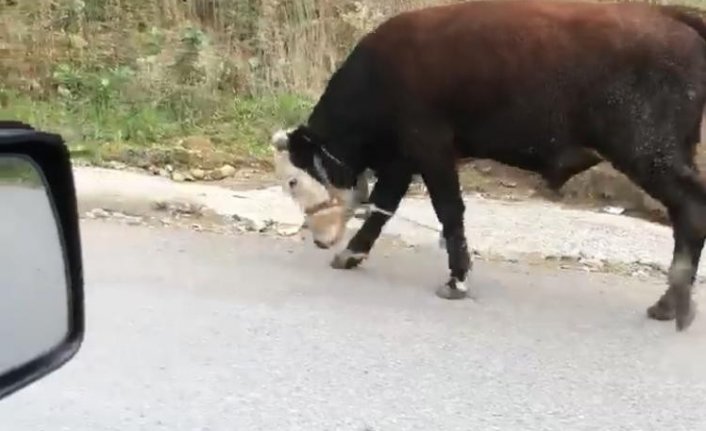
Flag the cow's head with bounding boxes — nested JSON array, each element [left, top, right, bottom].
[[271, 125, 359, 249]]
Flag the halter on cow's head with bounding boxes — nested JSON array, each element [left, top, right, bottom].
[[271, 125, 360, 249]]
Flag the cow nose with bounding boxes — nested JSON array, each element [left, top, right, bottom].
[[314, 239, 329, 249]]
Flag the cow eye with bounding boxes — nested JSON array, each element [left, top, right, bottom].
[[288, 178, 298, 188]]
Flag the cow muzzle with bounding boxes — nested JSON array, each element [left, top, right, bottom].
[[303, 196, 348, 249]]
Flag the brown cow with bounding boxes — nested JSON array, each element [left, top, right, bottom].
[[272, 0, 706, 331]]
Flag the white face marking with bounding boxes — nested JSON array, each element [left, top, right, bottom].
[[271, 129, 330, 211], [270, 128, 359, 248], [270, 129, 345, 246]]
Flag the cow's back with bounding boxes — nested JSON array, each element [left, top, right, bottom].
[[363, 1, 703, 105], [353, 0, 706, 166]]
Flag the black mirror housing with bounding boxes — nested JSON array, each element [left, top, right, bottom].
[[0, 121, 85, 401]]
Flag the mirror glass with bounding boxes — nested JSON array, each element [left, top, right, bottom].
[[0, 155, 69, 376]]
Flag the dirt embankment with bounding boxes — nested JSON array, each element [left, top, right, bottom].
[[109, 120, 706, 228], [159, 159, 671, 226], [121, 156, 681, 227]]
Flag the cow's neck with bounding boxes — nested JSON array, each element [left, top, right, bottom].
[[306, 114, 365, 190]]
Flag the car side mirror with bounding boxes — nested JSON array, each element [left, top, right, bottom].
[[0, 121, 84, 401]]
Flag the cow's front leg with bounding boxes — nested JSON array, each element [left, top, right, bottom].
[[331, 163, 413, 270]]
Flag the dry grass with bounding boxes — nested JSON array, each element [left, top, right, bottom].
[[0, 0, 466, 165], [0, 0, 464, 96], [1, 0, 702, 159], [2, 0, 706, 220]]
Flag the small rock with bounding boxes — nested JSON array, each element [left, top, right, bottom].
[[584, 257, 600, 265], [86, 208, 111, 219], [261, 219, 276, 232], [110, 211, 144, 225], [158, 168, 169, 177], [151, 201, 169, 211], [209, 169, 225, 180], [166, 164, 174, 173], [148, 165, 160, 175], [500, 180, 518, 188], [231, 215, 274, 232], [219, 164, 237, 178], [177, 203, 203, 216], [191, 168, 206, 180], [601, 206, 625, 215], [276, 225, 301, 237], [191, 223, 203, 231], [172, 172, 186, 182], [231, 214, 255, 231], [106, 160, 127, 170], [545, 253, 582, 264], [125, 216, 143, 226], [184, 172, 195, 182], [631, 269, 648, 278], [151, 201, 203, 217]]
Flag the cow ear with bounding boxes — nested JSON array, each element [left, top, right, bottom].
[[271, 128, 292, 152], [287, 125, 317, 154]]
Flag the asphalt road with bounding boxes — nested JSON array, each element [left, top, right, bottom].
[[1, 220, 706, 430]]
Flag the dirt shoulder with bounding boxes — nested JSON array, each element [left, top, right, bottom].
[[100, 157, 671, 227], [73, 165, 694, 285], [89, 122, 706, 228]]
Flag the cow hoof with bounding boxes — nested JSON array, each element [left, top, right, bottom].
[[676, 300, 697, 331], [647, 301, 676, 321], [330, 249, 366, 270], [435, 278, 468, 300]]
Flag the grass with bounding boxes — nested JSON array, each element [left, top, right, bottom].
[[0, 0, 377, 169], [1, 87, 314, 169], [1, 0, 705, 174]]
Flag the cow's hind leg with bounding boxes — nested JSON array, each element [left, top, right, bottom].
[[646, 200, 705, 328], [648, 179, 706, 331], [611, 152, 706, 331], [330, 161, 413, 270], [400, 112, 471, 299], [419, 159, 472, 300]]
